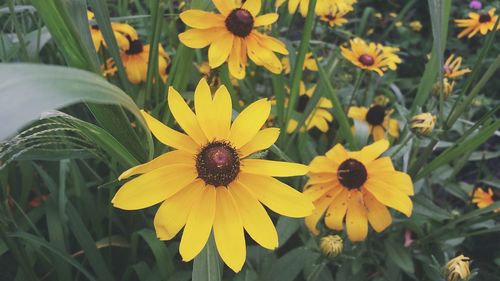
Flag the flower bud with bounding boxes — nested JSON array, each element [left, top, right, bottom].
[[411, 113, 436, 135], [445, 255, 471, 281], [319, 235, 343, 258]]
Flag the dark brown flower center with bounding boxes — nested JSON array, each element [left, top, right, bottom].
[[126, 39, 144, 55], [479, 13, 491, 23], [359, 54, 375, 66], [225, 8, 254, 37], [297, 95, 310, 113], [366, 105, 386, 126], [337, 159, 367, 189], [327, 13, 335, 20], [196, 141, 240, 187]]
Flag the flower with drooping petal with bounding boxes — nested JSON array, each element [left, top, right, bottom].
[[304, 140, 414, 241], [178, 0, 288, 79], [112, 78, 314, 272], [454, 8, 500, 39], [443, 54, 471, 79], [446, 255, 471, 281], [411, 112, 436, 135]]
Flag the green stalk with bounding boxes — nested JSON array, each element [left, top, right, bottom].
[[144, 0, 166, 102]]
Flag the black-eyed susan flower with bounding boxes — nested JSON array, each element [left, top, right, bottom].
[[118, 39, 169, 84], [446, 255, 471, 281], [304, 140, 414, 241], [112, 79, 314, 272], [455, 8, 500, 39], [276, 0, 356, 17], [317, 2, 350, 27], [87, 10, 138, 52], [443, 54, 471, 79], [411, 112, 436, 135], [341, 38, 401, 76], [178, 0, 288, 79], [472, 187, 497, 210], [282, 52, 319, 74], [348, 104, 399, 141], [319, 235, 343, 257], [287, 82, 333, 133]]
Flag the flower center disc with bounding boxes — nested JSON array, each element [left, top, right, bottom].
[[196, 141, 240, 187], [479, 13, 491, 23], [337, 159, 367, 189], [366, 105, 386, 126], [297, 95, 310, 113], [226, 8, 254, 37], [359, 54, 375, 66], [126, 39, 143, 55]]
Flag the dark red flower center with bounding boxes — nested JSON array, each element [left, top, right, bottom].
[[225, 8, 254, 37], [196, 141, 240, 187], [337, 159, 367, 189], [359, 54, 375, 66], [126, 39, 143, 55], [366, 105, 386, 126], [479, 13, 491, 23]]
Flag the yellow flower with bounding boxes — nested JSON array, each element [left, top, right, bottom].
[[434, 78, 456, 98], [443, 54, 471, 79], [409, 20, 423, 32], [282, 52, 319, 74], [455, 8, 500, 39], [287, 82, 333, 133], [395, 21, 403, 27], [87, 10, 138, 52], [472, 187, 497, 210], [348, 105, 399, 141], [411, 113, 436, 135], [178, 0, 288, 79], [317, 2, 350, 27], [305, 140, 414, 241], [341, 38, 401, 76], [276, 0, 356, 17], [119, 39, 169, 84], [112, 79, 314, 272], [446, 255, 471, 281], [319, 235, 343, 257]]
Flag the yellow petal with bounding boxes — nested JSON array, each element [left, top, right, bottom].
[[112, 165, 197, 210], [303, 182, 334, 202], [324, 143, 349, 165], [194, 78, 216, 141], [246, 34, 283, 74], [141, 110, 199, 154], [353, 139, 389, 164], [229, 181, 278, 250], [370, 171, 414, 196], [309, 156, 336, 173], [238, 128, 280, 157], [347, 106, 368, 120], [242, 0, 261, 16], [228, 37, 245, 79], [229, 99, 271, 148], [346, 190, 368, 241], [208, 32, 234, 68], [254, 13, 279, 27], [365, 157, 395, 173], [168, 86, 208, 145], [364, 178, 413, 217], [118, 150, 194, 180], [372, 125, 385, 141], [213, 85, 232, 140], [288, 0, 300, 14], [241, 159, 309, 177], [212, 0, 235, 15], [179, 10, 225, 29], [154, 180, 205, 240], [238, 173, 314, 217], [179, 27, 222, 48], [364, 191, 392, 232], [253, 32, 288, 55], [324, 188, 349, 230], [179, 185, 216, 262], [213, 187, 246, 272]]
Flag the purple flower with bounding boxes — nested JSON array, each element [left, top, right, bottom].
[[469, 0, 482, 10]]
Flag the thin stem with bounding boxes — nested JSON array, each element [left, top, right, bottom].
[[345, 70, 365, 112]]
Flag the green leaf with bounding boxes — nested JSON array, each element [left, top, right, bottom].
[[132, 229, 175, 280], [0, 63, 152, 161], [192, 233, 222, 281], [384, 240, 415, 274]]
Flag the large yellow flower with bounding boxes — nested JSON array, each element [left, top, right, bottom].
[[304, 140, 414, 241], [341, 38, 401, 76], [443, 54, 471, 79], [455, 8, 500, 39], [178, 0, 288, 79], [112, 79, 313, 272], [348, 105, 399, 141]]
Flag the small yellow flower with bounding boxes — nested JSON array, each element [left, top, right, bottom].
[[319, 235, 343, 257], [113, 79, 313, 272], [282, 52, 319, 74], [445, 255, 471, 281], [389, 12, 397, 18], [472, 187, 498, 211], [409, 20, 423, 32], [395, 21, 403, 27], [317, 1, 351, 27], [276, 0, 356, 17], [305, 140, 414, 241], [341, 38, 402, 76], [348, 104, 399, 141], [374, 12, 382, 19], [443, 54, 471, 79], [455, 8, 500, 39], [178, 0, 288, 79], [287, 82, 333, 133], [87, 10, 138, 52], [411, 113, 436, 135]]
